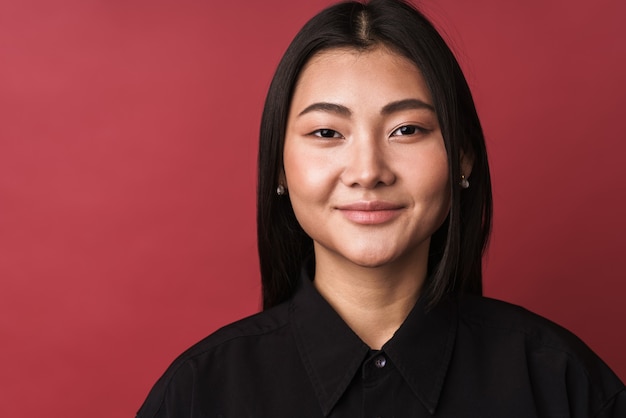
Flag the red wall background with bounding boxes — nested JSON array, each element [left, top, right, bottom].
[[1, 0, 624, 416]]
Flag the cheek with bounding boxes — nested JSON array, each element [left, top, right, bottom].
[[403, 146, 450, 212], [427, 156, 452, 221], [425, 158, 450, 200], [282, 143, 340, 240], [283, 165, 325, 239], [283, 146, 336, 202]]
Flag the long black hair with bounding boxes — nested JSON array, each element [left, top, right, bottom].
[[257, 0, 492, 309]]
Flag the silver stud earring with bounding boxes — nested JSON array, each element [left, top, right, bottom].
[[276, 184, 286, 196], [460, 175, 470, 189]]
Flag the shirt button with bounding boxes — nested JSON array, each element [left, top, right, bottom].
[[374, 355, 387, 368]]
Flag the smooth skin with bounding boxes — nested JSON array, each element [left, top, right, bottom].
[[283, 46, 470, 349]]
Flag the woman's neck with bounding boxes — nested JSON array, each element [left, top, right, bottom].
[[313, 248, 427, 350]]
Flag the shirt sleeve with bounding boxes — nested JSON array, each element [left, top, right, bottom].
[[526, 338, 625, 418], [136, 360, 196, 418], [595, 388, 626, 418]]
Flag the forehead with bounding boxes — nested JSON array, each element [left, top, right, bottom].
[[291, 46, 433, 107]]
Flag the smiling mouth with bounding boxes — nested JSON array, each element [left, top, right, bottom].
[[336, 201, 404, 225]]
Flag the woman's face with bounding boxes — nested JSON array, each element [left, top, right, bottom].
[[283, 46, 451, 270]]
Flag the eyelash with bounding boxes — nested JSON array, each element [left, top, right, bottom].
[[308, 125, 428, 139], [310, 129, 343, 139], [390, 125, 428, 136]]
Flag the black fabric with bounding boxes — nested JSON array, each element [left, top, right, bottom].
[[137, 266, 625, 417]]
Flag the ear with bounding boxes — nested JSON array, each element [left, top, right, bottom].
[[460, 150, 474, 179], [278, 169, 287, 188]]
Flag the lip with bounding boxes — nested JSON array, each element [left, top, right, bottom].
[[336, 201, 404, 225]]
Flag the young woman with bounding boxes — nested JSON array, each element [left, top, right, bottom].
[[137, 1, 625, 416]]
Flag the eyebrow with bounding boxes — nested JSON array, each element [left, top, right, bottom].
[[298, 102, 351, 118], [296, 98, 435, 118], [381, 98, 435, 114]]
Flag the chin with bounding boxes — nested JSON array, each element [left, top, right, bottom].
[[344, 251, 399, 269]]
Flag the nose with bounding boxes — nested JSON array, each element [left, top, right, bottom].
[[340, 135, 396, 189]]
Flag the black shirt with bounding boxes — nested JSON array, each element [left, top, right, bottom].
[[137, 268, 625, 417]]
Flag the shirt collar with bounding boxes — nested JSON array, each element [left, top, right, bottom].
[[289, 264, 370, 416], [289, 261, 458, 416], [383, 291, 457, 414]]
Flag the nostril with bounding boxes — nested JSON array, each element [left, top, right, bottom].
[[341, 153, 396, 188]]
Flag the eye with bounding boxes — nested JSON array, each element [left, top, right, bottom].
[[311, 129, 343, 139], [390, 125, 426, 137]]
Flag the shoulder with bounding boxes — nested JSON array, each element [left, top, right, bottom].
[[455, 295, 625, 416], [171, 301, 290, 362], [456, 295, 605, 365], [457, 295, 583, 348], [136, 302, 291, 417], [165, 301, 291, 372]]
